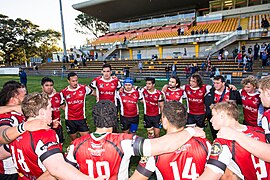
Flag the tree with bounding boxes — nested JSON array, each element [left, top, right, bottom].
[[0, 14, 62, 65], [75, 13, 109, 38]]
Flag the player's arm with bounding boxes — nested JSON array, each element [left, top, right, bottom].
[[37, 171, 57, 180], [0, 120, 50, 144], [129, 170, 149, 180], [0, 105, 22, 114], [197, 166, 223, 180], [161, 84, 168, 92], [43, 153, 93, 180], [217, 126, 270, 162], [158, 98, 164, 113], [0, 144, 11, 160], [129, 156, 155, 180], [137, 127, 205, 156]]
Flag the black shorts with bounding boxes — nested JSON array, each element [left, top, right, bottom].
[[0, 173, 18, 180], [120, 115, 139, 131], [187, 113, 205, 128], [65, 119, 89, 134], [54, 126, 64, 143], [144, 114, 161, 128]]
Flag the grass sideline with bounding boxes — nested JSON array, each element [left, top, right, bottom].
[[0, 75, 243, 176]]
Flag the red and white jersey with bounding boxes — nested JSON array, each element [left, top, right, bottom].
[[90, 76, 121, 105], [60, 84, 92, 120], [0, 112, 25, 175], [140, 88, 164, 116], [163, 88, 185, 103], [66, 133, 149, 180], [207, 126, 269, 180], [4, 129, 61, 180], [214, 87, 231, 103], [184, 84, 209, 115], [138, 137, 211, 180], [116, 88, 142, 117], [240, 89, 263, 127], [261, 109, 270, 143], [49, 92, 62, 128]]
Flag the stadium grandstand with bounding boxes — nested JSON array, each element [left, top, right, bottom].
[[39, 0, 270, 81]]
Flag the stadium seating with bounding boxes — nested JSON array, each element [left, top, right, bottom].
[[248, 13, 270, 29]]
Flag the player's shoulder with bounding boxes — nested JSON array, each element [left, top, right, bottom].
[[108, 133, 133, 141], [111, 76, 119, 81], [71, 133, 91, 146], [0, 112, 12, 118]]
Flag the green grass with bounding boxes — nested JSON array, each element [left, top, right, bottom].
[[0, 75, 243, 176]]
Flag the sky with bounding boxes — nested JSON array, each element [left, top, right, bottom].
[[0, 0, 91, 49]]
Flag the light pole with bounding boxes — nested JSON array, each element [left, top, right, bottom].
[[59, 0, 67, 79]]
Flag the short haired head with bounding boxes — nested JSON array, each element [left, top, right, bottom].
[[124, 77, 134, 85], [67, 72, 78, 80], [92, 100, 117, 128], [258, 75, 270, 91], [211, 101, 239, 121], [22, 93, 50, 119], [241, 75, 258, 88], [163, 101, 187, 129], [0, 81, 24, 106], [145, 77, 155, 84], [170, 75, 181, 88], [102, 63, 111, 71], [213, 75, 225, 82], [41, 77, 54, 86], [189, 73, 203, 87]]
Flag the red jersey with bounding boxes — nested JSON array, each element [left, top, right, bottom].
[[140, 88, 164, 116], [163, 88, 185, 103], [240, 89, 262, 127], [0, 112, 25, 175], [207, 126, 269, 180], [116, 88, 142, 117], [138, 137, 211, 180], [49, 92, 62, 128], [214, 87, 231, 103], [60, 84, 92, 120], [4, 129, 61, 180], [261, 109, 270, 143], [66, 133, 147, 180], [184, 84, 208, 115], [90, 76, 121, 105]]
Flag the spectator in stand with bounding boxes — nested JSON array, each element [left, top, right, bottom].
[[242, 54, 247, 72], [171, 63, 177, 76], [195, 30, 199, 35], [263, 18, 269, 31], [254, 43, 260, 60], [261, 50, 268, 68], [246, 53, 253, 71], [177, 27, 181, 36], [185, 65, 190, 78], [191, 29, 195, 35], [236, 25, 242, 30], [248, 45, 253, 54], [223, 49, 229, 61], [260, 43, 266, 59], [180, 27, 184, 35], [123, 36, 127, 45], [138, 61, 143, 75], [204, 28, 209, 34], [199, 29, 203, 34], [241, 44, 246, 54], [218, 49, 223, 60], [232, 47, 238, 59], [165, 64, 170, 80], [237, 51, 242, 69]]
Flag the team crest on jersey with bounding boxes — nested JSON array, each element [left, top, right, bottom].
[[78, 91, 84, 97], [140, 156, 150, 163], [166, 92, 170, 96], [40, 142, 59, 151], [242, 95, 246, 100], [187, 91, 191, 95], [210, 142, 223, 156], [99, 84, 104, 88], [54, 97, 59, 103], [66, 94, 71, 99]]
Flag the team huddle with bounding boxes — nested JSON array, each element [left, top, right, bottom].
[[0, 63, 270, 180]]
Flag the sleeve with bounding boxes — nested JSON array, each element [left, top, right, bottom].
[[261, 115, 270, 143], [158, 91, 164, 102], [206, 141, 232, 175], [65, 144, 78, 167], [206, 85, 212, 94], [59, 91, 65, 105], [138, 90, 143, 100], [90, 78, 97, 89], [85, 86, 92, 95], [117, 79, 122, 90], [120, 136, 151, 157], [136, 156, 156, 178], [35, 130, 62, 163], [0, 117, 14, 127]]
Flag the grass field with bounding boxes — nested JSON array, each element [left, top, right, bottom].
[[0, 75, 243, 176]]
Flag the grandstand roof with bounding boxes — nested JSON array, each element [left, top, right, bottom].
[[72, 0, 209, 23]]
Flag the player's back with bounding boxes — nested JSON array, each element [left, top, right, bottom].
[[70, 132, 134, 180], [7, 129, 61, 180], [209, 126, 269, 180], [155, 137, 210, 180]]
